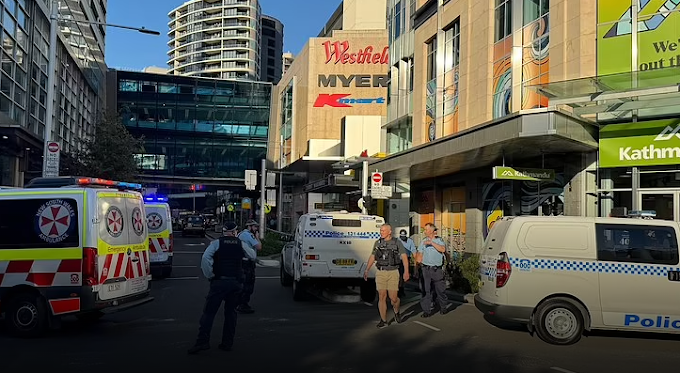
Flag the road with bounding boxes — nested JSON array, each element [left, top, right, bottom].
[[2, 236, 680, 372]]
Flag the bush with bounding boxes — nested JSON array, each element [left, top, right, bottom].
[[446, 253, 480, 294], [259, 231, 287, 257]]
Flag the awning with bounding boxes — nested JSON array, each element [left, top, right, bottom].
[[369, 110, 598, 183], [303, 174, 359, 193], [533, 67, 680, 123]]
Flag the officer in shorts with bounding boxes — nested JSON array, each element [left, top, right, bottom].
[[364, 224, 410, 328]]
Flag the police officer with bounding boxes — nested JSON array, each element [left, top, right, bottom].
[[237, 219, 261, 314], [397, 229, 416, 297], [416, 223, 451, 318], [188, 222, 256, 354]]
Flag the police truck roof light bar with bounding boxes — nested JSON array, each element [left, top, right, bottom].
[[144, 195, 168, 202]]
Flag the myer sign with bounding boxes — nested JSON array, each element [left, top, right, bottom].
[[600, 119, 680, 168], [492, 166, 555, 181]]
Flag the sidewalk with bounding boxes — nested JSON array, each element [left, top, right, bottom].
[[403, 278, 476, 304]]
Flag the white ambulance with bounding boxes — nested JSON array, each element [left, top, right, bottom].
[[0, 177, 153, 337], [143, 197, 173, 278], [475, 211, 680, 345], [280, 211, 383, 302]]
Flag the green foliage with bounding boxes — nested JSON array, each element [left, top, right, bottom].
[[59, 113, 144, 182], [459, 254, 481, 293], [259, 231, 287, 257]]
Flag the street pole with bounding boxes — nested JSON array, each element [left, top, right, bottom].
[[42, 0, 59, 178], [277, 134, 283, 232], [192, 185, 196, 213], [259, 158, 266, 239], [361, 160, 368, 214]]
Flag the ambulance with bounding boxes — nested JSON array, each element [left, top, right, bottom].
[[143, 196, 173, 278], [280, 211, 383, 302], [0, 177, 153, 337], [475, 211, 680, 345]]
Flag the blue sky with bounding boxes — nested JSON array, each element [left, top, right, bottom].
[[104, 0, 341, 71]]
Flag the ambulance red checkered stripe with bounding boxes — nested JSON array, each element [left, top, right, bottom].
[[148, 237, 168, 253], [0, 259, 82, 287], [99, 252, 148, 283]]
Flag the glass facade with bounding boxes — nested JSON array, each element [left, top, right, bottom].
[[114, 71, 271, 179]]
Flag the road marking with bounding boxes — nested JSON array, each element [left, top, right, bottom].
[[256, 276, 279, 279], [413, 320, 441, 331], [172, 265, 197, 268], [551, 368, 577, 373], [173, 251, 203, 254], [363, 302, 373, 307], [165, 276, 199, 280], [185, 243, 205, 246]]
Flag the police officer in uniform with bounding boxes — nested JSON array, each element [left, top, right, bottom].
[[188, 222, 256, 354], [237, 219, 261, 314]]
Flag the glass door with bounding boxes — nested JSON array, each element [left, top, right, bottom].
[[638, 192, 678, 221]]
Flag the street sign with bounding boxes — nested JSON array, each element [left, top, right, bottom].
[[44, 141, 60, 177], [264, 204, 271, 214], [242, 198, 251, 210], [371, 185, 392, 199], [245, 170, 257, 190], [371, 172, 383, 189], [492, 166, 555, 181]]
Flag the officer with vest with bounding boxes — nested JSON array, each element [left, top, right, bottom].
[[237, 219, 262, 314], [364, 224, 410, 329], [188, 222, 256, 355], [416, 223, 451, 318]]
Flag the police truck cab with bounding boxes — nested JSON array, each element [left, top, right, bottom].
[[0, 177, 154, 337], [475, 210, 680, 345]]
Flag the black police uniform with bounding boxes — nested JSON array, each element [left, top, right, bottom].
[[191, 235, 245, 353]]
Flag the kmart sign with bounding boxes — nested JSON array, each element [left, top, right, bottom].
[[600, 119, 680, 168]]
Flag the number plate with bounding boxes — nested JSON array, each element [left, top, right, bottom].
[[107, 283, 121, 292], [333, 259, 357, 266], [128, 278, 146, 293]]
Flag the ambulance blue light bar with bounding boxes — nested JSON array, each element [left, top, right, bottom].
[[75, 177, 143, 190]]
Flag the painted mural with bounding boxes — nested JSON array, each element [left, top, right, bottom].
[[482, 182, 512, 239], [443, 66, 459, 136], [425, 80, 437, 142], [521, 14, 550, 110], [493, 37, 513, 118], [519, 173, 565, 215]]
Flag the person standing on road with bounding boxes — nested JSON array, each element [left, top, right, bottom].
[[364, 224, 410, 328], [398, 229, 416, 297], [188, 222, 256, 355], [237, 219, 261, 314], [416, 223, 451, 318]]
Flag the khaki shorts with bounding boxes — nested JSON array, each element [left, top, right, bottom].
[[375, 269, 400, 291]]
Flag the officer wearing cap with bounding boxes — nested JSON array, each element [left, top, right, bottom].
[[237, 219, 261, 313], [398, 229, 416, 297], [188, 222, 256, 355]]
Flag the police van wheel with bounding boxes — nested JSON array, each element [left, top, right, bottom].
[[534, 300, 584, 345], [280, 263, 293, 286], [292, 279, 307, 301], [5, 293, 49, 338]]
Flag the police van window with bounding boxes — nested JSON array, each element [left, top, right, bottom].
[[0, 198, 80, 250], [595, 224, 679, 265], [332, 219, 361, 227]]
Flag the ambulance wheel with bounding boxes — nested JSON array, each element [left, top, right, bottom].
[[360, 280, 376, 303], [280, 261, 293, 286], [5, 293, 49, 338], [292, 279, 307, 301], [76, 311, 104, 323], [534, 299, 584, 345]]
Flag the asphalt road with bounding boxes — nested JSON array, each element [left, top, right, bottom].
[[3, 236, 680, 372]]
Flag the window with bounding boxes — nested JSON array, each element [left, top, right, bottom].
[[523, 0, 549, 25], [596, 224, 679, 265], [394, 1, 402, 40], [426, 38, 436, 82], [444, 20, 460, 72], [332, 219, 361, 227], [0, 198, 80, 249], [495, 0, 513, 42]]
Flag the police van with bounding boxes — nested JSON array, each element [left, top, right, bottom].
[[474, 211, 680, 345], [0, 177, 153, 337], [144, 196, 173, 278], [280, 211, 383, 302]]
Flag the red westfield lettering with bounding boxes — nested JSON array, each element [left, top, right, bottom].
[[322, 40, 389, 65], [314, 94, 352, 107]]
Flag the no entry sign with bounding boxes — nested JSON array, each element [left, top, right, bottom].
[[371, 172, 383, 188]]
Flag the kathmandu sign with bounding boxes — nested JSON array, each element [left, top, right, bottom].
[[322, 40, 389, 65], [599, 119, 680, 167], [492, 166, 555, 181]]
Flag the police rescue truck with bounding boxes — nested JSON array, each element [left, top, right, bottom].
[[475, 211, 680, 345], [144, 196, 173, 278], [280, 211, 383, 302], [0, 177, 154, 337]]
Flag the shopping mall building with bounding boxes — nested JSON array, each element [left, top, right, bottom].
[[268, 0, 680, 253]]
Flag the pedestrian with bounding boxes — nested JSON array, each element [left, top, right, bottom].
[[416, 223, 451, 317], [237, 219, 261, 314], [397, 229, 416, 297], [364, 224, 410, 328], [188, 222, 256, 355]]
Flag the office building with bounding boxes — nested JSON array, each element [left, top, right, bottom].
[[260, 14, 283, 84], [266, 0, 388, 232], [282, 51, 294, 76], [0, 0, 106, 186], [107, 69, 271, 208], [167, 0, 262, 80]]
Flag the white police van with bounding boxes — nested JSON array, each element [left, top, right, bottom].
[[280, 211, 383, 302], [474, 210, 680, 345]]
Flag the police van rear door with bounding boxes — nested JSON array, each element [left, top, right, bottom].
[[309, 214, 381, 278]]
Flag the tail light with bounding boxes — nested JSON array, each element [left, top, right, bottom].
[[496, 252, 512, 288], [83, 247, 99, 286], [168, 233, 174, 253], [305, 254, 319, 260], [144, 254, 150, 274]]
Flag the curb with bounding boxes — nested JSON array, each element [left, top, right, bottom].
[[403, 280, 475, 304]]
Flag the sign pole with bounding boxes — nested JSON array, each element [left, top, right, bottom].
[[259, 158, 266, 239], [361, 160, 368, 214]]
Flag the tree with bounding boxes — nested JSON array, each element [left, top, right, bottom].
[[59, 113, 144, 181]]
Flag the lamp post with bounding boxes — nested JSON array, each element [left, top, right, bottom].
[[42, 0, 160, 178]]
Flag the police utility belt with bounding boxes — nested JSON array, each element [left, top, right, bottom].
[[376, 265, 400, 271]]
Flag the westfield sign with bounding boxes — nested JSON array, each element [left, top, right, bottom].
[[322, 40, 389, 65]]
